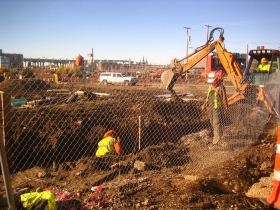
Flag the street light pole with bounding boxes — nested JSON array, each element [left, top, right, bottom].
[[204, 24, 212, 81], [184, 27, 191, 63]]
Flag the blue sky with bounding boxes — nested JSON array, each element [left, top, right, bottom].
[[1, 0, 280, 64]]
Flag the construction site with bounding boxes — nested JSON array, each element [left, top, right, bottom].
[[1, 27, 280, 209]]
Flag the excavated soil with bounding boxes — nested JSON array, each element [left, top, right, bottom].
[[0, 79, 278, 209]]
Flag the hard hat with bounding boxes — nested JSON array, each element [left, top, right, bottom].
[[261, 57, 268, 63], [103, 130, 116, 138], [207, 72, 217, 83]]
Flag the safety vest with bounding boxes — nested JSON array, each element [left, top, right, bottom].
[[256, 64, 270, 72], [20, 190, 57, 210], [205, 87, 222, 109], [96, 136, 115, 156]]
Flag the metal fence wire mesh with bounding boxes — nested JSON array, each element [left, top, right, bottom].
[[0, 68, 279, 209]]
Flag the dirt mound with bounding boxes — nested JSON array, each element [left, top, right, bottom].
[[6, 128, 275, 209], [0, 79, 51, 92]]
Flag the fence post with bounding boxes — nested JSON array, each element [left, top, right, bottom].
[[138, 116, 142, 150], [0, 91, 16, 210]]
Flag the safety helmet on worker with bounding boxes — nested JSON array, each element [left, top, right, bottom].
[[261, 57, 268, 64], [103, 130, 116, 138], [207, 70, 225, 83], [207, 72, 217, 83]]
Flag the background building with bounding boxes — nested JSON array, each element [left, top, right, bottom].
[[0, 56, 10, 68], [0, 49, 23, 69]]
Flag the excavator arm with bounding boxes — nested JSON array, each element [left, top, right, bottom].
[[214, 42, 243, 91], [161, 27, 276, 115], [213, 40, 249, 105], [162, 27, 225, 92], [162, 27, 245, 93], [162, 41, 217, 93]]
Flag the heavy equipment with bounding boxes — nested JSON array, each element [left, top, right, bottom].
[[161, 27, 280, 116]]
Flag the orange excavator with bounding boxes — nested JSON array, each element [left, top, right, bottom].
[[161, 27, 280, 117]]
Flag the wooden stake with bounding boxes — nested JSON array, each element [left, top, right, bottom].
[[138, 115, 141, 150]]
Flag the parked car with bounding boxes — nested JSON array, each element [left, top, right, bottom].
[[99, 72, 138, 86]]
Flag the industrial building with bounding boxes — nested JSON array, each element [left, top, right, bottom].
[[0, 49, 23, 69]]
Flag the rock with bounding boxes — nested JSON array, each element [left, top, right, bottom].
[[37, 172, 47, 178], [37, 172, 51, 178], [260, 161, 273, 170], [110, 163, 119, 169], [136, 203, 141, 208], [134, 160, 145, 171], [142, 198, 150, 206], [184, 175, 198, 181]]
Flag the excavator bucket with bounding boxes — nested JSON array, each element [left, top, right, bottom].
[[161, 69, 180, 91]]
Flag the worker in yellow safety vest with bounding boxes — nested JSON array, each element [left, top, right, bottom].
[[255, 57, 270, 72], [96, 130, 123, 156], [203, 70, 228, 149]]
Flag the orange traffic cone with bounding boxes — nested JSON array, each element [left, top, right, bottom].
[[266, 126, 280, 209]]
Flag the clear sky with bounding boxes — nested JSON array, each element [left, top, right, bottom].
[[1, 0, 280, 65]]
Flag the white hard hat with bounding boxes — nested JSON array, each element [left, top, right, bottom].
[[207, 72, 217, 83]]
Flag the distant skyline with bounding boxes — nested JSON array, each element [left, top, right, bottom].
[[1, 0, 280, 64]]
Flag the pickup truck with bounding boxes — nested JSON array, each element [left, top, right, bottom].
[[99, 72, 138, 86]]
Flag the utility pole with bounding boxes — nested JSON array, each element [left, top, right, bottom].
[[204, 24, 212, 81], [184, 27, 191, 63], [91, 48, 94, 72]]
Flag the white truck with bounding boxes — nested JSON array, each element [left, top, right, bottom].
[[99, 72, 138, 86]]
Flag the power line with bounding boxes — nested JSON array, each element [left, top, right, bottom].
[[191, 18, 280, 28]]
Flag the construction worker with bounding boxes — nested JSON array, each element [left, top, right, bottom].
[[204, 70, 228, 149], [255, 57, 270, 72], [96, 130, 123, 157]]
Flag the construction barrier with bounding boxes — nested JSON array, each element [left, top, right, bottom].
[[266, 125, 280, 209]]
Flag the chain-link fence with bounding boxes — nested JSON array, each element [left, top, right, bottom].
[[0, 67, 279, 209]]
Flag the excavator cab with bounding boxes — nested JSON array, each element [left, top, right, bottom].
[[243, 49, 280, 86], [242, 49, 280, 115]]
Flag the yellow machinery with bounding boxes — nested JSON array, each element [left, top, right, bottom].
[[161, 27, 280, 116]]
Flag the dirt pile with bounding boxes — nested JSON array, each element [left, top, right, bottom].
[[0, 79, 51, 99], [5, 125, 276, 209]]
